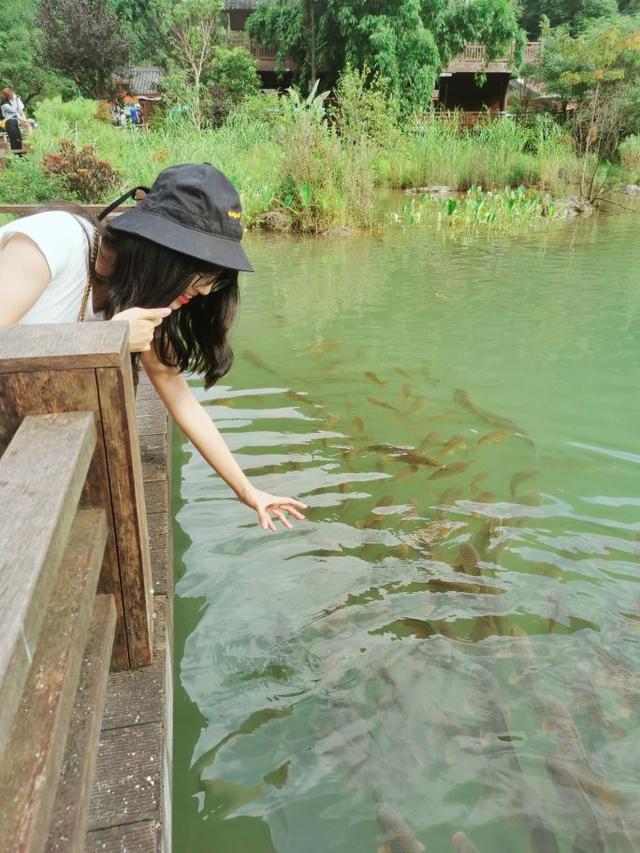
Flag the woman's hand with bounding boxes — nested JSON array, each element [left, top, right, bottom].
[[239, 486, 307, 531], [111, 306, 172, 352]]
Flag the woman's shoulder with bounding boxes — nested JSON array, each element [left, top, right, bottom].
[[0, 210, 94, 280]]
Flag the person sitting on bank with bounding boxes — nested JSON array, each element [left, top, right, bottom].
[[0, 163, 307, 532], [1, 87, 26, 153]]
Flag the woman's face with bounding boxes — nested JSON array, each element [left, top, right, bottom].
[[169, 273, 218, 310]]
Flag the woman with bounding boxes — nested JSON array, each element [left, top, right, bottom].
[[0, 163, 306, 531], [1, 87, 25, 153]]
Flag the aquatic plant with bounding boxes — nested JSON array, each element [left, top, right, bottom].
[[391, 186, 557, 232]]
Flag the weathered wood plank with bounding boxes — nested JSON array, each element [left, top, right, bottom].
[[0, 412, 96, 758], [143, 479, 169, 516], [85, 820, 158, 853], [46, 594, 117, 853], [0, 508, 107, 853], [0, 368, 130, 668], [88, 723, 163, 832], [102, 598, 166, 732], [0, 322, 128, 373], [96, 366, 153, 667]]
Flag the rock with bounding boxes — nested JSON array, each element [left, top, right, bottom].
[[404, 185, 454, 197], [259, 209, 291, 232], [554, 196, 594, 218], [621, 183, 640, 194], [323, 227, 353, 238]]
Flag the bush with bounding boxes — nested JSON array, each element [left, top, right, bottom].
[[42, 139, 122, 202], [619, 135, 640, 182], [0, 156, 64, 204], [333, 67, 400, 148]]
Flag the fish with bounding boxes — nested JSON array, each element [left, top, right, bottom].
[[396, 450, 443, 468], [437, 487, 464, 506], [394, 367, 414, 380], [470, 472, 488, 493], [428, 460, 474, 481], [242, 349, 276, 374], [408, 520, 465, 551], [474, 491, 496, 503], [408, 395, 428, 414], [399, 385, 413, 406], [352, 416, 365, 435], [593, 647, 640, 718], [441, 435, 468, 455], [322, 414, 341, 430], [429, 410, 453, 423], [543, 756, 607, 853], [452, 831, 480, 853], [457, 543, 482, 576], [299, 339, 343, 357], [418, 432, 441, 448], [454, 389, 525, 434], [367, 397, 400, 413], [376, 803, 426, 853], [467, 664, 520, 761], [285, 389, 312, 404], [477, 430, 510, 446], [509, 469, 539, 498], [365, 371, 386, 387]]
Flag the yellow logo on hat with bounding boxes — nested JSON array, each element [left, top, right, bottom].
[[227, 210, 242, 220]]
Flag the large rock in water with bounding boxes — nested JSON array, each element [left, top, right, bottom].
[[259, 209, 292, 232], [554, 196, 594, 218]]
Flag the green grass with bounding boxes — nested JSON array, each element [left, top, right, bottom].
[[0, 98, 588, 233]]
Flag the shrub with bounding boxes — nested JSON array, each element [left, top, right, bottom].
[[333, 67, 400, 149], [619, 135, 640, 182], [0, 156, 64, 204], [42, 139, 122, 202]]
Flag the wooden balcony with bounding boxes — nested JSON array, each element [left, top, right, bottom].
[[444, 41, 541, 75], [226, 29, 290, 72]]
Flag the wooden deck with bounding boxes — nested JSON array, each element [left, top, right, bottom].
[[85, 375, 172, 852]]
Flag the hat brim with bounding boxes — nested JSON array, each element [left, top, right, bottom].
[[109, 208, 254, 273]]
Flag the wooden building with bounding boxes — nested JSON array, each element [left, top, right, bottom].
[[438, 42, 542, 117], [224, 0, 295, 87]]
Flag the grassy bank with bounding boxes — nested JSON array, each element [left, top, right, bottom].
[[0, 96, 604, 233]]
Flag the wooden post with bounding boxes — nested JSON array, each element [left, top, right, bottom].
[[0, 323, 154, 669]]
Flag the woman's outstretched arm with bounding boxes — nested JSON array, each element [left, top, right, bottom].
[[141, 347, 306, 531]]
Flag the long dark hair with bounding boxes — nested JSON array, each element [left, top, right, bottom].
[[33, 202, 239, 388]]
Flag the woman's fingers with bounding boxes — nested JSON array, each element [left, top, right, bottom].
[[279, 505, 306, 520], [271, 509, 293, 529]]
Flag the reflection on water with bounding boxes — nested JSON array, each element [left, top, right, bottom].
[[173, 216, 640, 853]]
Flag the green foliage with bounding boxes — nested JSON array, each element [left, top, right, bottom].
[[519, 0, 620, 38], [0, 0, 72, 104], [207, 47, 261, 125], [0, 156, 64, 204], [247, 0, 524, 113], [333, 67, 401, 147], [619, 133, 640, 178], [38, 0, 129, 97], [42, 139, 122, 201], [1, 96, 588, 232], [392, 186, 556, 231]]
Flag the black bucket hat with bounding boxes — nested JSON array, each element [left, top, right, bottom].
[[107, 163, 254, 272]]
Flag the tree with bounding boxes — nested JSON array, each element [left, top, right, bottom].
[[38, 0, 129, 97], [107, 0, 171, 63], [247, 0, 524, 113], [533, 15, 640, 196], [165, 0, 224, 130], [0, 0, 71, 104], [518, 0, 620, 38]]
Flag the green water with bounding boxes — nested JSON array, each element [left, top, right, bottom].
[[173, 215, 640, 853]]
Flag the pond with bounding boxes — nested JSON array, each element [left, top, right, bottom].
[[173, 214, 640, 853]]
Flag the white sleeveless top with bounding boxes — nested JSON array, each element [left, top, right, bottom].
[[0, 210, 102, 323]]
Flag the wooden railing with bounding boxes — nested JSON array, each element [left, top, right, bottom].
[[451, 41, 542, 67], [0, 322, 154, 851], [226, 29, 278, 62]]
